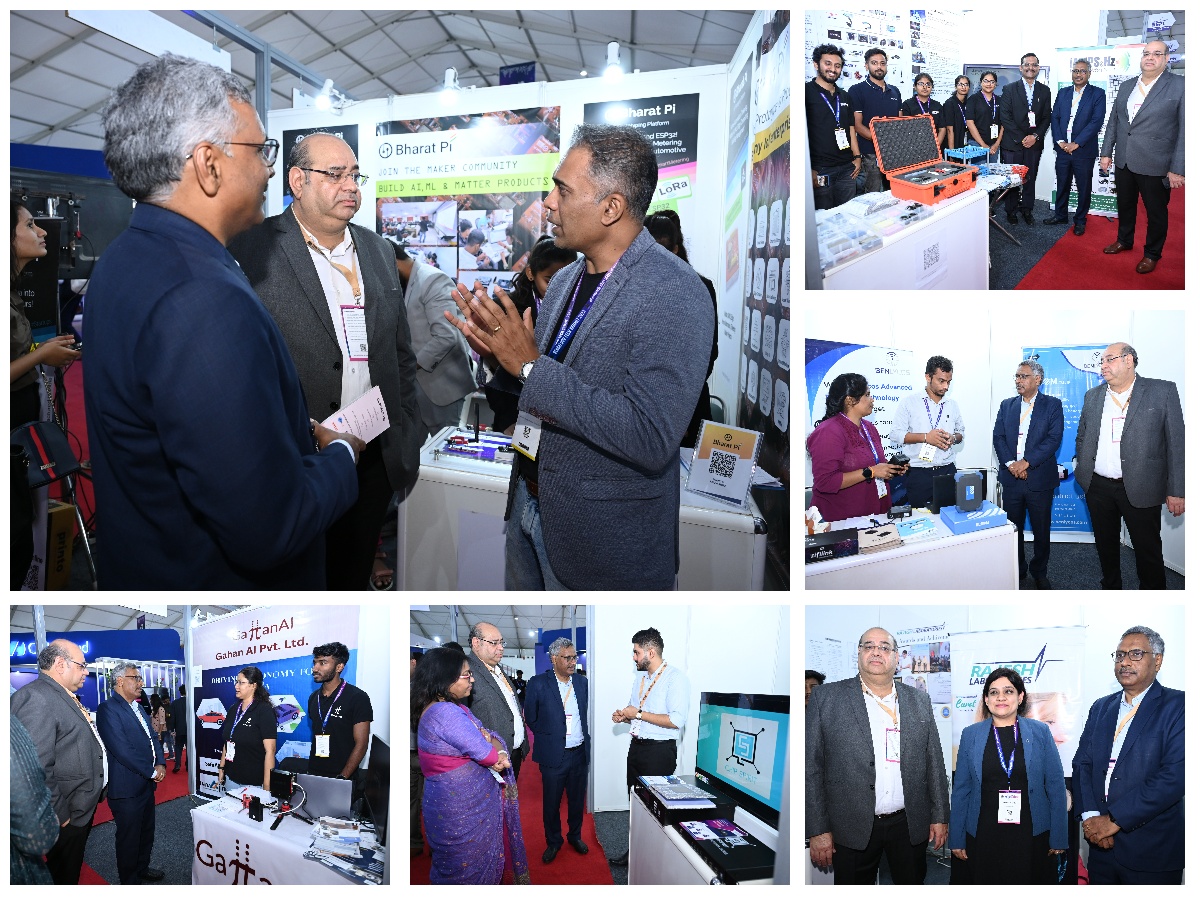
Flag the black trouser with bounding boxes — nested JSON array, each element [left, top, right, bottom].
[[325, 439, 392, 590], [108, 789, 156, 884], [46, 814, 94, 885], [540, 744, 587, 848], [410, 748, 425, 849], [172, 730, 187, 770], [1085, 474, 1165, 589], [511, 741, 527, 783], [1053, 152, 1096, 224], [833, 809, 927, 885], [1088, 845, 1182, 884], [1115, 164, 1172, 260], [1002, 478, 1054, 579], [904, 464, 956, 508], [813, 161, 857, 210], [1002, 145, 1042, 213], [626, 737, 678, 793]]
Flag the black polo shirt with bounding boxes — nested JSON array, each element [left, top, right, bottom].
[[943, 95, 971, 148], [900, 97, 945, 136], [966, 92, 1001, 144], [218, 698, 277, 787], [307, 681, 374, 778], [848, 78, 904, 156], [806, 78, 856, 170]]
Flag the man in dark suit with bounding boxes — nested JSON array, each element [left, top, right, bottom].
[[10, 639, 108, 885], [446, 124, 714, 589], [96, 662, 166, 884], [466, 622, 528, 781], [998, 53, 1052, 225], [1099, 40, 1185, 274], [1044, 59, 1107, 235], [1074, 342, 1184, 589], [170, 685, 188, 773], [807, 627, 949, 884], [84, 54, 361, 589], [993, 358, 1065, 588], [524, 637, 590, 863], [229, 132, 421, 589], [1073, 625, 1183, 883]]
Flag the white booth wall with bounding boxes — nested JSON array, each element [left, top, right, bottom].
[[802, 308, 1186, 574], [355, 604, 390, 743], [588, 604, 790, 813]]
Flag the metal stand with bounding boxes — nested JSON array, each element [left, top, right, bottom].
[[60, 472, 97, 589], [989, 186, 1024, 246]]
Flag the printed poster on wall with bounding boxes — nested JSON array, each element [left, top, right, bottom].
[[373, 108, 561, 290], [722, 56, 753, 350], [191, 606, 361, 800], [803, 9, 908, 95], [911, 10, 964, 102], [893, 620, 952, 706], [1021, 344, 1106, 533], [280, 124, 359, 205]]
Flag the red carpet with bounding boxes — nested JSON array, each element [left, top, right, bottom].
[[410, 728, 614, 885], [79, 863, 107, 885], [92, 751, 191, 826], [1016, 187, 1184, 289]]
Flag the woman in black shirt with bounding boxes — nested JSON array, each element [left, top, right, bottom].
[[944, 75, 972, 150], [966, 71, 1004, 157], [900, 73, 945, 149], [217, 666, 277, 792]]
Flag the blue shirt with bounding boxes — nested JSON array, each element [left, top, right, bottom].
[[627, 663, 689, 741], [848, 79, 903, 155]]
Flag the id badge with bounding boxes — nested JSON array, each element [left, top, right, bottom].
[[565, 714, 575, 736], [225, 740, 236, 761], [1112, 416, 1125, 442], [918, 442, 937, 463], [1028, 111, 1036, 128], [875, 477, 888, 499], [512, 410, 542, 461], [340, 305, 369, 361], [885, 727, 901, 762], [834, 127, 850, 150], [630, 720, 640, 738], [316, 734, 331, 758], [998, 789, 1022, 824], [990, 124, 999, 140], [1104, 757, 1117, 800]]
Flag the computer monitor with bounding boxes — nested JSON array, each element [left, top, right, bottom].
[[362, 736, 390, 846], [695, 692, 789, 830]]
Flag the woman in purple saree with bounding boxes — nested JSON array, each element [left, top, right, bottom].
[[413, 647, 530, 884]]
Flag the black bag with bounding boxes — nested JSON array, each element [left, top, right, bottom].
[[10, 420, 81, 489]]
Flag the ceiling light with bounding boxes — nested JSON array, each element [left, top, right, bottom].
[[580, 69, 588, 77], [314, 78, 334, 111], [604, 41, 623, 81]]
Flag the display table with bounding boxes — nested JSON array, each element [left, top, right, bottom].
[[804, 513, 1018, 589], [822, 187, 988, 289], [399, 427, 768, 590]]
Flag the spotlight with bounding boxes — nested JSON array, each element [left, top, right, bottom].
[[314, 78, 334, 111], [604, 41, 623, 81], [441, 67, 460, 105]]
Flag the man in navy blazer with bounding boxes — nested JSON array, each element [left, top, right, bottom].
[[1045, 60, 1107, 234], [524, 637, 590, 862], [97, 663, 166, 884], [1072, 626, 1183, 884], [993, 358, 1064, 588]]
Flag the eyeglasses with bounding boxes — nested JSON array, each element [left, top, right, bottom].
[[234, 679, 250, 686], [1112, 649, 1155, 662], [558, 654, 579, 662], [1100, 353, 1129, 365], [1071, 69, 1090, 74], [457, 672, 475, 680], [297, 166, 369, 187], [1142, 51, 1166, 58], [119, 674, 144, 682], [477, 637, 506, 648], [225, 139, 280, 165], [1014, 373, 1034, 380], [64, 658, 88, 670], [859, 642, 896, 654]]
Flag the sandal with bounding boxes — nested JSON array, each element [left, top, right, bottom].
[[371, 550, 394, 591]]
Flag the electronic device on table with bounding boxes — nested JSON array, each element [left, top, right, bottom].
[[361, 737, 390, 847], [432, 426, 516, 465], [694, 692, 788, 831], [294, 773, 354, 820], [870, 115, 978, 205]]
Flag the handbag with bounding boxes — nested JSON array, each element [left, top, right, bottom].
[[10, 419, 81, 489]]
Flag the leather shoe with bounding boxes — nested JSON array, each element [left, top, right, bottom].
[[569, 838, 589, 854], [1073, 223, 1086, 236], [1042, 216, 1068, 225], [1035, 577, 1052, 590], [542, 844, 560, 863], [1022, 210, 1034, 225], [1006, 212, 1018, 225], [608, 851, 629, 867], [1103, 241, 1131, 254], [1136, 257, 1158, 274], [139, 868, 165, 882]]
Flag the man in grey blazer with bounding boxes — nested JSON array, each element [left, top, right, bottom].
[[229, 133, 422, 589], [10, 639, 108, 884], [445, 124, 714, 590], [1075, 342, 1184, 589], [465, 621, 528, 780], [1099, 40, 1185, 274], [807, 628, 950, 884]]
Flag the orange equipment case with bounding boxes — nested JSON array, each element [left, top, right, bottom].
[[869, 114, 978, 205]]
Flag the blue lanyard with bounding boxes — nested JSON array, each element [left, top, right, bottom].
[[992, 720, 1019, 782], [316, 680, 348, 734], [841, 414, 880, 463], [549, 257, 623, 360], [916, 97, 931, 115], [231, 700, 253, 731], [983, 94, 997, 121], [819, 88, 841, 126], [955, 99, 968, 128], [1024, 81, 1035, 110], [923, 397, 945, 430]]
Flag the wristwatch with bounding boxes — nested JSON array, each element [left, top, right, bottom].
[[518, 360, 537, 383], [636, 710, 643, 720], [862, 467, 874, 481]]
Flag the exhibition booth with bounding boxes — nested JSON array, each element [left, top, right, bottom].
[[803, 308, 1186, 589], [804, 604, 1185, 885]]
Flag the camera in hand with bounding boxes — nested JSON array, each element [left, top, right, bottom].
[[887, 453, 910, 467]]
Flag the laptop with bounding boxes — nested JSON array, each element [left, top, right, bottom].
[[294, 772, 354, 820]]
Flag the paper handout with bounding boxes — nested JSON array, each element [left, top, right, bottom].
[[321, 386, 390, 443]]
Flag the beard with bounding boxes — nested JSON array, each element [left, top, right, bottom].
[[636, 658, 650, 672]]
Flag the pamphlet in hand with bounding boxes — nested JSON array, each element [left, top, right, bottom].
[[321, 386, 389, 443]]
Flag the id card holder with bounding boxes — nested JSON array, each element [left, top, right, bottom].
[[875, 477, 889, 499], [565, 714, 575, 736], [990, 124, 999, 140], [1028, 111, 1037, 128], [918, 442, 937, 463], [512, 410, 542, 461], [998, 789, 1022, 824], [1112, 416, 1125, 442], [340, 305, 369, 361], [885, 727, 901, 762], [1104, 757, 1117, 800], [630, 720, 640, 738], [225, 740, 236, 761], [834, 127, 850, 150], [315, 734, 331, 758]]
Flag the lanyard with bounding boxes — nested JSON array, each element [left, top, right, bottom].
[[992, 720, 1019, 782], [302, 224, 363, 305], [819, 88, 841, 126], [1019, 396, 1036, 427], [862, 681, 898, 725], [1108, 391, 1131, 414], [1024, 81, 1035, 111], [840, 413, 881, 463], [231, 699, 254, 732], [550, 257, 623, 360], [316, 680, 348, 734], [982, 94, 997, 121], [923, 397, 945, 430], [916, 97, 931, 115], [953, 98, 969, 128], [558, 677, 574, 710], [637, 664, 667, 708], [1114, 704, 1139, 739]]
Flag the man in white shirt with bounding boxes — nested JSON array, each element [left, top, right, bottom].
[[890, 355, 965, 508]]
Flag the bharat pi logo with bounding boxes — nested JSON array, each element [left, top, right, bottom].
[[726, 726, 766, 775]]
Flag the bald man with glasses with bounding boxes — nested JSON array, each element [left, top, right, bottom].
[[466, 622, 528, 781]]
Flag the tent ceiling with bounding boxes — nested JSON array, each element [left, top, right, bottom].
[[10, 9, 756, 152], [9, 604, 248, 649], [410, 605, 587, 656]]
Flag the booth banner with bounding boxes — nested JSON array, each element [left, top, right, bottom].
[[804, 10, 908, 95], [191, 606, 361, 800], [1052, 45, 1143, 216], [913, 10, 966, 100], [893, 620, 952, 706], [281, 124, 359, 204], [1021, 344, 1106, 533], [373, 108, 561, 285], [723, 55, 753, 305], [950, 626, 1086, 773]]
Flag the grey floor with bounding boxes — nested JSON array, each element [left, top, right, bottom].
[[82, 793, 207, 885], [1016, 538, 1184, 590], [591, 810, 630, 885], [984, 196, 1116, 290]]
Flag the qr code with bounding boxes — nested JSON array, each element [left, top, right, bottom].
[[710, 450, 738, 479], [923, 243, 940, 271]]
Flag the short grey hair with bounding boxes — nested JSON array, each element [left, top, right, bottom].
[[567, 124, 659, 223], [547, 637, 575, 658], [111, 660, 141, 679], [37, 641, 71, 672], [1019, 359, 1044, 383], [1121, 625, 1164, 655], [1073, 59, 1092, 72], [102, 53, 254, 203]]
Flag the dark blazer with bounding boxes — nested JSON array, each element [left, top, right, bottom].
[[1099, 70, 1185, 177], [229, 207, 422, 494], [1051, 83, 1106, 158], [10, 674, 106, 826], [1071, 681, 1184, 872], [993, 391, 1065, 491], [97, 696, 165, 800], [1074, 376, 1184, 507], [806, 676, 950, 850], [509, 228, 714, 589], [524, 670, 590, 770], [465, 653, 525, 757], [998, 79, 1052, 151], [950, 717, 1068, 850], [170, 695, 189, 737]]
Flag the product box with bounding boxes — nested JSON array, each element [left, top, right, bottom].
[[675, 818, 775, 883], [939, 500, 1010, 535], [804, 527, 858, 564], [45, 500, 76, 590], [870, 115, 978, 205], [633, 780, 736, 827]]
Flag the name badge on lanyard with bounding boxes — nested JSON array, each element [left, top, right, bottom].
[[315, 734, 331, 758], [565, 713, 575, 736], [225, 740, 236, 761], [512, 410, 543, 460], [885, 727, 901, 762], [341, 305, 369, 361], [998, 789, 1022, 824], [1112, 416, 1125, 442], [1028, 111, 1037, 128], [835, 128, 850, 150]]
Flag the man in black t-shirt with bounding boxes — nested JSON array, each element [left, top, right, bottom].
[[806, 43, 861, 209], [307, 642, 374, 784]]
